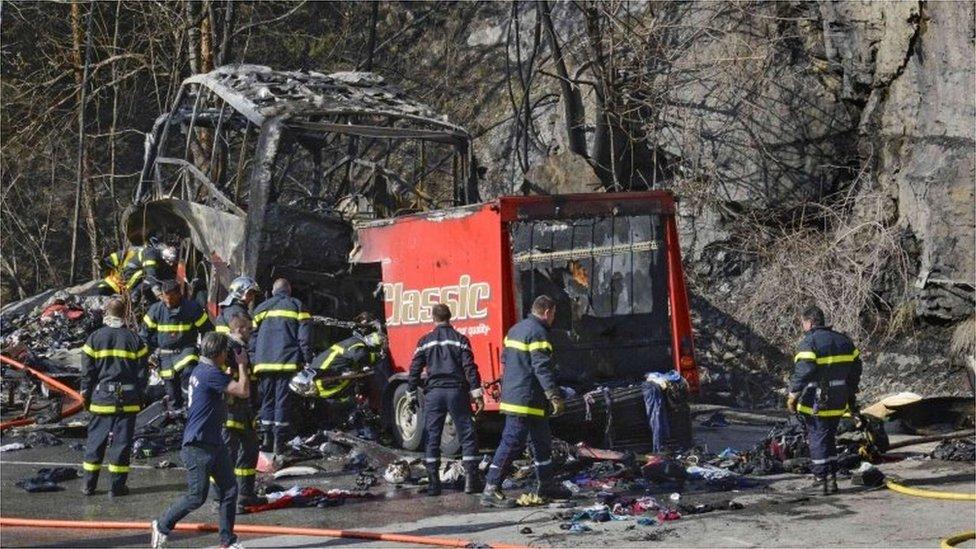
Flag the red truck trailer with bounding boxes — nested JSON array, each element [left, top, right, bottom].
[[353, 191, 698, 452]]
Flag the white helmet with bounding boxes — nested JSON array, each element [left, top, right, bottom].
[[288, 369, 318, 398], [363, 331, 387, 349], [220, 276, 260, 307], [160, 245, 178, 264]]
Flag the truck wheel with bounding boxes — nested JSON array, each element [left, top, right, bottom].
[[392, 383, 423, 451], [440, 415, 460, 457]]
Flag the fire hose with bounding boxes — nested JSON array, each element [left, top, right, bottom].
[[884, 479, 975, 548], [0, 517, 527, 549], [0, 354, 85, 431]]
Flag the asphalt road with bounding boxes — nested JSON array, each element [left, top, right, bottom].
[[1, 422, 973, 548]]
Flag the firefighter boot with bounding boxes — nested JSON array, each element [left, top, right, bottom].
[[425, 462, 442, 496], [463, 461, 484, 494], [534, 461, 572, 500], [260, 431, 273, 453], [237, 476, 266, 512], [480, 485, 516, 508], [806, 475, 828, 495], [828, 473, 839, 494], [109, 473, 129, 497], [81, 471, 98, 496]]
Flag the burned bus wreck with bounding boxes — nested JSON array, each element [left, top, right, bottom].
[[130, 64, 479, 312]]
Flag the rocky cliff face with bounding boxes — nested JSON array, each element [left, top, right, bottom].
[[463, 1, 974, 402]]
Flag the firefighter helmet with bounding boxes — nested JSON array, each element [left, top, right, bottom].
[[288, 368, 318, 398], [220, 276, 260, 306], [363, 331, 387, 349]]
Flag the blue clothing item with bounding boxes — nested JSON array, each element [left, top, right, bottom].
[[423, 387, 479, 462], [791, 326, 861, 418], [183, 358, 231, 447], [485, 415, 553, 486], [646, 370, 682, 384], [499, 315, 558, 417], [257, 373, 294, 442], [157, 442, 238, 546], [641, 381, 671, 453], [803, 415, 840, 477]]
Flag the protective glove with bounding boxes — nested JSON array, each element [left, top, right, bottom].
[[472, 396, 485, 416], [546, 390, 566, 417], [786, 393, 798, 414]]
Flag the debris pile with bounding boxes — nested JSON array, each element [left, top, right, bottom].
[[930, 438, 975, 462]]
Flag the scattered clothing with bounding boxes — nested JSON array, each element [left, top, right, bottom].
[[16, 467, 79, 493], [0, 443, 28, 453]]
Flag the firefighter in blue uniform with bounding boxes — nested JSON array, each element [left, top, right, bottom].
[[406, 303, 484, 496], [141, 280, 212, 410], [80, 297, 149, 496], [215, 276, 260, 334], [99, 242, 177, 302], [482, 295, 572, 507], [220, 314, 264, 509], [96, 246, 141, 296], [288, 326, 386, 413], [251, 278, 312, 455], [787, 305, 862, 495]]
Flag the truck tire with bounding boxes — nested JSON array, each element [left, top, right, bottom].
[[392, 383, 423, 451]]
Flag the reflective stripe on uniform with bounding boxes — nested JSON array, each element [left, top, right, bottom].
[[194, 312, 209, 327], [253, 362, 299, 373], [161, 353, 198, 374], [108, 464, 130, 474], [253, 309, 311, 323], [89, 403, 141, 414], [797, 403, 847, 417], [414, 339, 470, 354], [214, 325, 230, 334], [143, 314, 197, 332], [503, 337, 552, 353], [315, 378, 350, 399], [82, 462, 101, 472], [225, 419, 246, 430], [794, 351, 817, 362], [816, 350, 859, 365], [82, 345, 149, 360], [498, 402, 546, 416], [234, 468, 256, 477]]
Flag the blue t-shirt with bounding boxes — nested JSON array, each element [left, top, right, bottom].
[[183, 358, 231, 446]]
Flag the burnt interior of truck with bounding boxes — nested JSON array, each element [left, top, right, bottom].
[[509, 213, 672, 392]]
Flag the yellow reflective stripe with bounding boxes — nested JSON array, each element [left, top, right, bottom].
[[104, 276, 124, 293], [109, 252, 121, 266], [318, 345, 343, 371], [796, 403, 847, 417], [499, 402, 546, 417], [816, 350, 859, 365], [172, 354, 198, 372], [88, 403, 142, 414], [127, 270, 144, 287], [155, 323, 194, 332], [215, 325, 230, 334], [82, 462, 101, 472], [108, 464, 130, 474], [315, 379, 350, 399], [794, 351, 817, 362], [225, 419, 246, 430], [82, 346, 149, 360], [194, 312, 209, 327], [158, 369, 174, 379], [234, 468, 256, 477], [142, 260, 157, 266], [253, 363, 299, 373], [254, 309, 309, 322], [143, 315, 157, 328], [503, 337, 553, 353]]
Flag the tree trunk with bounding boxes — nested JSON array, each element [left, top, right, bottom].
[[216, 0, 236, 66], [200, 1, 214, 72], [538, 0, 588, 158], [68, 1, 98, 283], [364, 1, 379, 71], [186, 0, 200, 74]]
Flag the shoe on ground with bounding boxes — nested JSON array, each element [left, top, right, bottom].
[[805, 476, 828, 495], [827, 475, 839, 494], [220, 543, 244, 549], [81, 486, 96, 496], [480, 485, 516, 508], [109, 486, 129, 498], [536, 482, 573, 501], [150, 520, 168, 549]]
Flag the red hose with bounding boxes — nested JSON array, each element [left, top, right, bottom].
[[0, 354, 85, 431], [0, 517, 527, 549]]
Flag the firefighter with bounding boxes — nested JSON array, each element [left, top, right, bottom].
[[220, 314, 264, 509], [96, 246, 140, 296], [141, 279, 212, 410], [289, 328, 386, 399], [80, 297, 149, 496], [406, 303, 484, 496], [787, 304, 862, 495], [138, 244, 178, 301], [215, 276, 260, 334], [482, 295, 572, 507], [251, 278, 312, 455]]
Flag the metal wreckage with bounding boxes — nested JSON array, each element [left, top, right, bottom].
[[2, 67, 973, 491]]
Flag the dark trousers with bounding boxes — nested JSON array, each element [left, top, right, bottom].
[[224, 427, 259, 497], [485, 414, 553, 486], [162, 369, 192, 410], [423, 387, 479, 464], [83, 413, 136, 492], [803, 415, 841, 477], [258, 373, 294, 444], [158, 442, 238, 546]]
